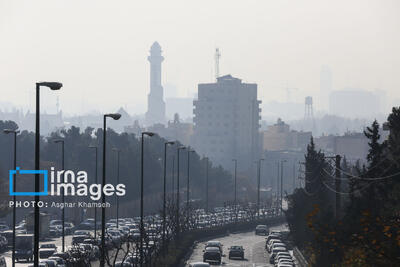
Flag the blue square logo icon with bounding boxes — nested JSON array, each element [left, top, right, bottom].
[[9, 167, 48, 196]]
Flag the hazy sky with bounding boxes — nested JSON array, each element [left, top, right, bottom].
[[0, 0, 399, 116]]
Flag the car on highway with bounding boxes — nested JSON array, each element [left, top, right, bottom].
[[48, 256, 66, 267], [49, 220, 63, 227], [255, 224, 269, 235], [115, 262, 134, 267], [270, 249, 290, 264], [205, 240, 223, 253], [0, 235, 7, 251], [39, 243, 57, 258], [64, 222, 75, 235], [28, 263, 48, 267], [203, 246, 222, 265], [40, 259, 57, 267], [274, 253, 292, 265], [188, 262, 210, 267], [267, 240, 286, 252], [0, 256, 6, 267], [51, 252, 70, 262], [15, 234, 33, 262], [0, 225, 9, 233], [265, 234, 281, 248], [228, 245, 245, 260], [276, 259, 294, 267]]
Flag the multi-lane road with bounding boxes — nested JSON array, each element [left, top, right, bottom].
[[186, 224, 289, 267], [3, 224, 290, 266]]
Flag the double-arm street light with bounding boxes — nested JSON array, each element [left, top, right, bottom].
[[112, 148, 121, 228], [176, 145, 186, 236], [186, 148, 195, 214], [205, 157, 209, 214], [53, 139, 65, 252], [100, 113, 121, 267], [34, 81, 62, 267], [255, 158, 264, 218], [4, 129, 19, 267], [171, 155, 175, 198], [280, 159, 287, 215], [140, 131, 154, 267], [232, 159, 237, 222], [163, 141, 175, 247], [89, 145, 98, 239]]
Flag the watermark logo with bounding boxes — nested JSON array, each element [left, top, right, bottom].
[[9, 167, 48, 196], [9, 167, 125, 201]]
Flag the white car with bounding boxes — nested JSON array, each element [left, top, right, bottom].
[[188, 262, 210, 267]]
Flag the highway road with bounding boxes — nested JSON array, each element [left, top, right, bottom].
[[186, 224, 289, 267]]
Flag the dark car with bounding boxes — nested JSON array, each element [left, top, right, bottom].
[[203, 247, 222, 264], [255, 225, 268, 235], [0, 256, 6, 267], [205, 241, 223, 253], [39, 244, 57, 258], [228, 245, 244, 260], [72, 235, 87, 245]]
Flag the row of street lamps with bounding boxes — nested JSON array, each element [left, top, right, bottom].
[[5, 81, 292, 267]]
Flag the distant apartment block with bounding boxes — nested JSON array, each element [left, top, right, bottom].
[[193, 75, 261, 171], [148, 113, 193, 146], [262, 118, 311, 151], [314, 132, 369, 162]]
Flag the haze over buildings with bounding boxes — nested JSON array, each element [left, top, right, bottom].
[[0, 0, 399, 117]]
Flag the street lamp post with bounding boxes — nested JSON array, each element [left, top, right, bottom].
[[232, 159, 237, 222], [163, 141, 175, 248], [140, 131, 154, 267], [280, 159, 287, 215], [186, 148, 195, 218], [4, 129, 19, 267], [113, 148, 121, 228], [53, 139, 65, 252], [89, 146, 98, 239], [205, 157, 209, 214], [100, 113, 121, 267], [276, 162, 280, 211], [171, 155, 175, 197], [256, 159, 264, 218], [176, 146, 186, 236], [34, 82, 62, 267]]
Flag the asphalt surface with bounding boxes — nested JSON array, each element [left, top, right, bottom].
[[2, 233, 130, 267], [186, 224, 289, 267], [3, 235, 74, 267], [3, 224, 290, 267]]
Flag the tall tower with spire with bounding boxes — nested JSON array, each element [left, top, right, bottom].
[[145, 41, 166, 126]]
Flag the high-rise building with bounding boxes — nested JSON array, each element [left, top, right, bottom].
[[193, 75, 261, 171], [145, 41, 166, 126]]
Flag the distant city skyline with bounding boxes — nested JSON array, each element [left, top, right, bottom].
[[1, 0, 399, 117]]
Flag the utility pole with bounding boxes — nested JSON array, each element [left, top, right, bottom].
[[335, 155, 341, 219]]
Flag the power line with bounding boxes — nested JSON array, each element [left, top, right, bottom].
[[323, 163, 399, 181], [322, 180, 374, 195]]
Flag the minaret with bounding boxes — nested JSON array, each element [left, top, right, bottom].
[[145, 41, 166, 125]]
